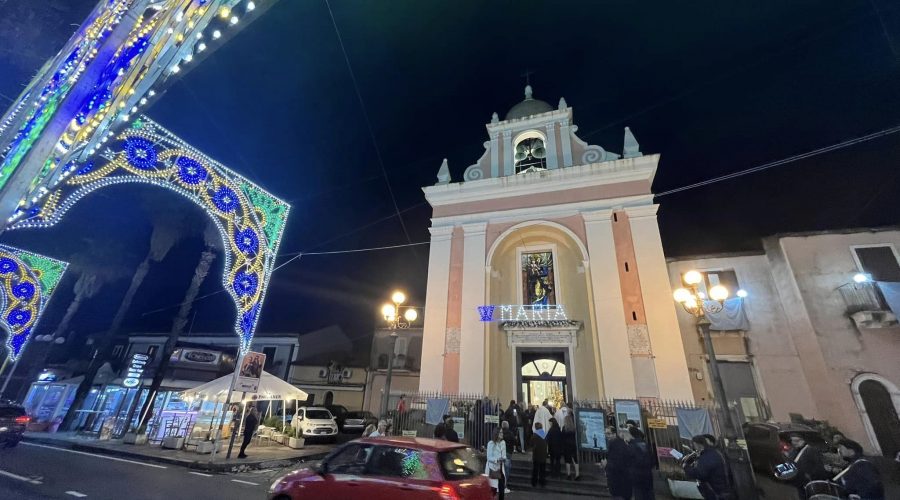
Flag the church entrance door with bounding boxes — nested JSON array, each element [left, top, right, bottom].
[[518, 349, 570, 409]]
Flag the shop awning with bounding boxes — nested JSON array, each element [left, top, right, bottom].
[[181, 370, 307, 402]]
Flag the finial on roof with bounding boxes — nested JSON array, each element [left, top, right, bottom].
[[491, 112, 499, 124], [524, 85, 533, 100], [623, 127, 642, 158], [436, 158, 451, 185], [558, 97, 567, 110]]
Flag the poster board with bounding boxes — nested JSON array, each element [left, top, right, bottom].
[[575, 408, 607, 451], [233, 351, 266, 393], [614, 399, 642, 431]]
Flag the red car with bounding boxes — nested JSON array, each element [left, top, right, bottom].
[[267, 436, 491, 500]]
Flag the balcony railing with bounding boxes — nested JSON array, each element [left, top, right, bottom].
[[838, 282, 886, 314]]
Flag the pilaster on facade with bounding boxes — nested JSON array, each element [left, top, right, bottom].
[[581, 211, 637, 398], [502, 131, 514, 177], [420, 225, 455, 392], [459, 221, 489, 393], [545, 123, 559, 169]]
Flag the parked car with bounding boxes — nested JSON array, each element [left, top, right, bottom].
[[0, 400, 29, 448], [743, 422, 826, 473], [291, 407, 339, 442], [268, 436, 490, 500], [325, 404, 350, 431], [344, 411, 378, 434]]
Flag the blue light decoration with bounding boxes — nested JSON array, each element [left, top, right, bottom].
[[477, 304, 569, 322], [0, 245, 68, 361], [8, 116, 289, 355]]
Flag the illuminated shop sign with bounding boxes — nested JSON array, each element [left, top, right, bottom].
[[123, 353, 150, 388], [477, 304, 568, 322]]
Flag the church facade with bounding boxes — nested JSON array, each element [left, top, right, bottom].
[[419, 87, 694, 405]]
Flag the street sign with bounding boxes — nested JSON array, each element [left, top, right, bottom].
[[233, 351, 266, 393], [647, 418, 668, 429]]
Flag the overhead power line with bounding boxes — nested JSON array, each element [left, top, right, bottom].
[[655, 124, 900, 197]]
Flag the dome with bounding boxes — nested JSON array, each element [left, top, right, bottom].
[[505, 85, 553, 120]]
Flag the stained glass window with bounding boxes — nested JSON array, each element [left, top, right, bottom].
[[521, 251, 556, 305]]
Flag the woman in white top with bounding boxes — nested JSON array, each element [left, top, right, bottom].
[[485, 428, 507, 499], [368, 420, 387, 437]]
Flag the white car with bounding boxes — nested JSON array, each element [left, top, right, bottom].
[[291, 407, 338, 442]]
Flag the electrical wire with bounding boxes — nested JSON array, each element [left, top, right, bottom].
[[655, 124, 900, 197], [324, 0, 417, 258]]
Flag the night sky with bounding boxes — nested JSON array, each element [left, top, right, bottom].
[[0, 0, 898, 353]]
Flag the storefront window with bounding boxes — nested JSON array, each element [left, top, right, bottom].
[[521, 251, 556, 305], [35, 385, 66, 422], [24, 384, 49, 416]]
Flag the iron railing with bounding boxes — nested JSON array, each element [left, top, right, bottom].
[[838, 281, 887, 314]]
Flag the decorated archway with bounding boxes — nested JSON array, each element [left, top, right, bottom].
[[0, 245, 68, 360], [7, 116, 289, 356]]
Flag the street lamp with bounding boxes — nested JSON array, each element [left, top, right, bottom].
[[674, 272, 759, 500], [380, 290, 418, 419]]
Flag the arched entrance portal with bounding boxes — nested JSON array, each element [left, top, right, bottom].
[[852, 373, 900, 457], [519, 351, 571, 409], [0, 245, 68, 360], [6, 116, 289, 357]]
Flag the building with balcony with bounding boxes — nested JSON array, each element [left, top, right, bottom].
[[668, 226, 900, 457], [364, 327, 423, 414]]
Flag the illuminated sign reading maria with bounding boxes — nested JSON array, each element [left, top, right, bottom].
[[123, 353, 150, 388], [478, 304, 568, 322]]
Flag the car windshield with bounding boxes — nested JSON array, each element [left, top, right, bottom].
[[306, 410, 332, 420], [439, 447, 483, 480], [347, 412, 371, 419]]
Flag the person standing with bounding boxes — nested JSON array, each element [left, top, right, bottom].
[[683, 435, 730, 500], [486, 429, 508, 500], [504, 400, 523, 453], [562, 414, 581, 480], [547, 418, 564, 477], [532, 401, 552, 436], [524, 404, 536, 450], [445, 417, 460, 443], [237, 405, 259, 459], [369, 420, 388, 437], [787, 433, 827, 499], [605, 426, 633, 500], [834, 439, 884, 500], [501, 420, 515, 494], [530, 422, 548, 488], [627, 427, 654, 500]]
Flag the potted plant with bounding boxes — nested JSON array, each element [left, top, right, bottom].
[[285, 426, 304, 449], [123, 424, 148, 445]]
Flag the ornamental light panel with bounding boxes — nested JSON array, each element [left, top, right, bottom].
[[0, 0, 272, 223], [8, 116, 289, 355], [0, 245, 68, 360]]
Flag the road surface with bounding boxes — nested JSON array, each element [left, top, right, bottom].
[[0, 442, 589, 499]]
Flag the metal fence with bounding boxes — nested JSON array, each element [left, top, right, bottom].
[[386, 391, 738, 480]]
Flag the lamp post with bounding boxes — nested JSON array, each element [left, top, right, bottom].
[[674, 271, 758, 500], [380, 291, 418, 419]]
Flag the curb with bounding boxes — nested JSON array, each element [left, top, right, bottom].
[[22, 435, 329, 472]]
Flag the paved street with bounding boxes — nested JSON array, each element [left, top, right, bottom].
[[0, 442, 591, 500]]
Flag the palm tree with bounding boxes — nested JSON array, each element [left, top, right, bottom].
[[131, 221, 220, 431], [61, 192, 192, 430]]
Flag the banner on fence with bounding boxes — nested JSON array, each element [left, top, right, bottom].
[[647, 417, 668, 429], [614, 399, 642, 430], [575, 408, 607, 451], [402, 430, 418, 437], [484, 414, 499, 424], [675, 407, 713, 439], [425, 398, 450, 425]]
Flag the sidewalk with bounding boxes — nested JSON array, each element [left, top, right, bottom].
[[23, 432, 333, 473]]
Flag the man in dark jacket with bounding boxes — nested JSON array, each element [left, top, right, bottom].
[[530, 422, 548, 487], [504, 400, 523, 452], [445, 417, 460, 443], [787, 433, 827, 498], [628, 427, 654, 500], [237, 405, 259, 459], [835, 440, 884, 500], [683, 435, 730, 500], [605, 426, 633, 500]]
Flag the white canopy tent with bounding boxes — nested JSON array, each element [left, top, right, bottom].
[[181, 370, 308, 442]]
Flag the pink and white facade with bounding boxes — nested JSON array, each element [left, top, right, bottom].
[[419, 87, 693, 404]]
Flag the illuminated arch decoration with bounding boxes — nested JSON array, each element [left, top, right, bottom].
[[0, 245, 68, 361], [9, 116, 289, 354]]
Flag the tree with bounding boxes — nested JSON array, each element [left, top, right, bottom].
[[61, 192, 192, 430], [131, 221, 219, 431]]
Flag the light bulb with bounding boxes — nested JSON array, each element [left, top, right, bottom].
[[381, 304, 396, 318], [683, 270, 703, 285], [709, 285, 729, 302], [391, 291, 406, 304], [736, 289, 748, 298], [673, 288, 692, 303], [404, 308, 418, 322], [853, 273, 869, 283]]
